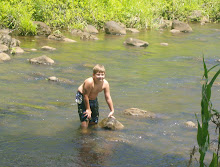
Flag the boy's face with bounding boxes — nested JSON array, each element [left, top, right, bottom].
[[93, 71, 105, 82]]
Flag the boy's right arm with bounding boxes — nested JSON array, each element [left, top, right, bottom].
[[82, 80, 92, 119]]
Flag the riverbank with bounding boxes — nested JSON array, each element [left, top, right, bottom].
[[0, 0, 219, 35]]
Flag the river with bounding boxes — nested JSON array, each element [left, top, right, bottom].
[[0, 23, 220, 166]]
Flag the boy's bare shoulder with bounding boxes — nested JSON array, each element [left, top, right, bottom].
[[84, 77, 94, 84]]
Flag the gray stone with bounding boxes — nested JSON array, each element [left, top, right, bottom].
[[171, 20, 193, 32], [11, 47, 24, 54], [99, 117, 124, 130], [104, 21, 126, 35], [84, 25, 99, 34], [29, 55, 54, 65], [41, 46, 56, 51], [124, 38, 149, 47], [123, 108, 156, 118], [184, 121, 196, 128], [33, 21, 51, 36], [80, 32, 98, 40]]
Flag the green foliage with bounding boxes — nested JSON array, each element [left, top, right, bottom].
[[194, 57, 220, 167], [0, 0, 219, 35]]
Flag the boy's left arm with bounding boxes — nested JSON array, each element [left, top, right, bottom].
[[104, 82, 114, 117]]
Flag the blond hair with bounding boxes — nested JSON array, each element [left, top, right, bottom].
[[93, 64, 105, 74]]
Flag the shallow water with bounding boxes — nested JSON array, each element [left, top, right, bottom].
[[0, 23, 220, 167]]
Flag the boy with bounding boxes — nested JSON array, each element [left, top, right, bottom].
[[75, 64, 114, 128]]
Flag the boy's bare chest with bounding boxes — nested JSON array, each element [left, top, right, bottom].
[[91, 84, 104, 94]]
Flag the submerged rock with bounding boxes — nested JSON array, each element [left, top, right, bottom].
[[126, 28, 140, 33], [28, 55, 54, 65], [99, 117, 124, 130], [124, 38, 149, 47], [41, 46, 56, 51], [123, 108, 156, 118]]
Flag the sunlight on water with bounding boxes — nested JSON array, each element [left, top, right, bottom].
[[0, 23, 219, 166]]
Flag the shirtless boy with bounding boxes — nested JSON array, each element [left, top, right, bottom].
[[75, 64, 114, 128]]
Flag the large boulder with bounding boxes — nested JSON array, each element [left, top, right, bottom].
[[84, 25, 99, 34], [28, 55, 54, 65], [33, 21, 51, 36], [171, 20, 193, 33], [99, 117, 124, 130], [124, 38, 149, 47], [104, 21, 126, 35], [123, 108, 156, 118], [0, 52, 11, 61]]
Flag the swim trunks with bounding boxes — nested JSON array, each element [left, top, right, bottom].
[[75, 91, 99, 124]]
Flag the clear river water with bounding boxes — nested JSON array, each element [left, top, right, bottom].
[[0, 23, 220, 167]]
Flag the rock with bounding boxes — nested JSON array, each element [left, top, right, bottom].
[[31, 48, 37, 51], [170, 29, 181, 33], [29, 55, 55, 65], [33, 21, 51, 36], [48, 76, 58, 81], [215, 59, 220, 62], [126, 28, 140, 33], [123, 108, 156, 118], [0, 34, 20, 48], [0, 52, 11, 61], [99, 117, 124, 130], [63, 38, 76, 42], [41, 46, 56, 51], [48, 34, 64, 41], [104, 21, 126, 35], [71, 29, 83, 36], [159, 20, 172, 29], [124, 38, 149, 47], [171, 20, 193, 33], [0, 44, 9, 52], [184, 121, 196, 128], [80, 32, 98, 40], [84, 25, 99, 34], [160, 43, 168, 46], [201, 16, 209, 23], [11, 47, 24, 54]]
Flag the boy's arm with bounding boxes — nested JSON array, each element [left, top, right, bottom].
[[104, 82, 114, 117], [82, 80, 92, 118]]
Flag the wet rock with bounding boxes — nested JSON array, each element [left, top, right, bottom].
[[84, 25, 99, 34], [170, 29, 181, 33], [28, 55, 55, 65], [0, 33, 20, 48], [99, 117, 124, 130], [124, 38, 149, 47], [104, 21, 126, 35], [80, 32, 98, 40], [31, 48, 37, 51], [41, 46, 56, 51], [184, 121, 196, 128], [216, 59, 220, 62], [71, 29, 83, 36], [63, 38, 76, 42], [159, 19, 172, 29], [171, 20, 193, 33], [11, 47, 24, 54], [126, 28, 140, 33], [33, 21, 51, 36], [160, 43, 168, 46], [0, 44, 9, 52], [48, 76, 58, 82], [0, 52, 11, 61], [48, 33, 64, 41], [123, 108, 156, 118]]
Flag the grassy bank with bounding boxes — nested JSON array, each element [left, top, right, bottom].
[[0, 0, 219, 35]]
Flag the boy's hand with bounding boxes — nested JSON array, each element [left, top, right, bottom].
[[84, 109, 92, 118], [108, 111, 114, 118]]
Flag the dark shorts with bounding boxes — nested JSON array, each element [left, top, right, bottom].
[[76, 91, 99, 124]]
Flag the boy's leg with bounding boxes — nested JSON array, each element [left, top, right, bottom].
[[81, 121, 89, 128]]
